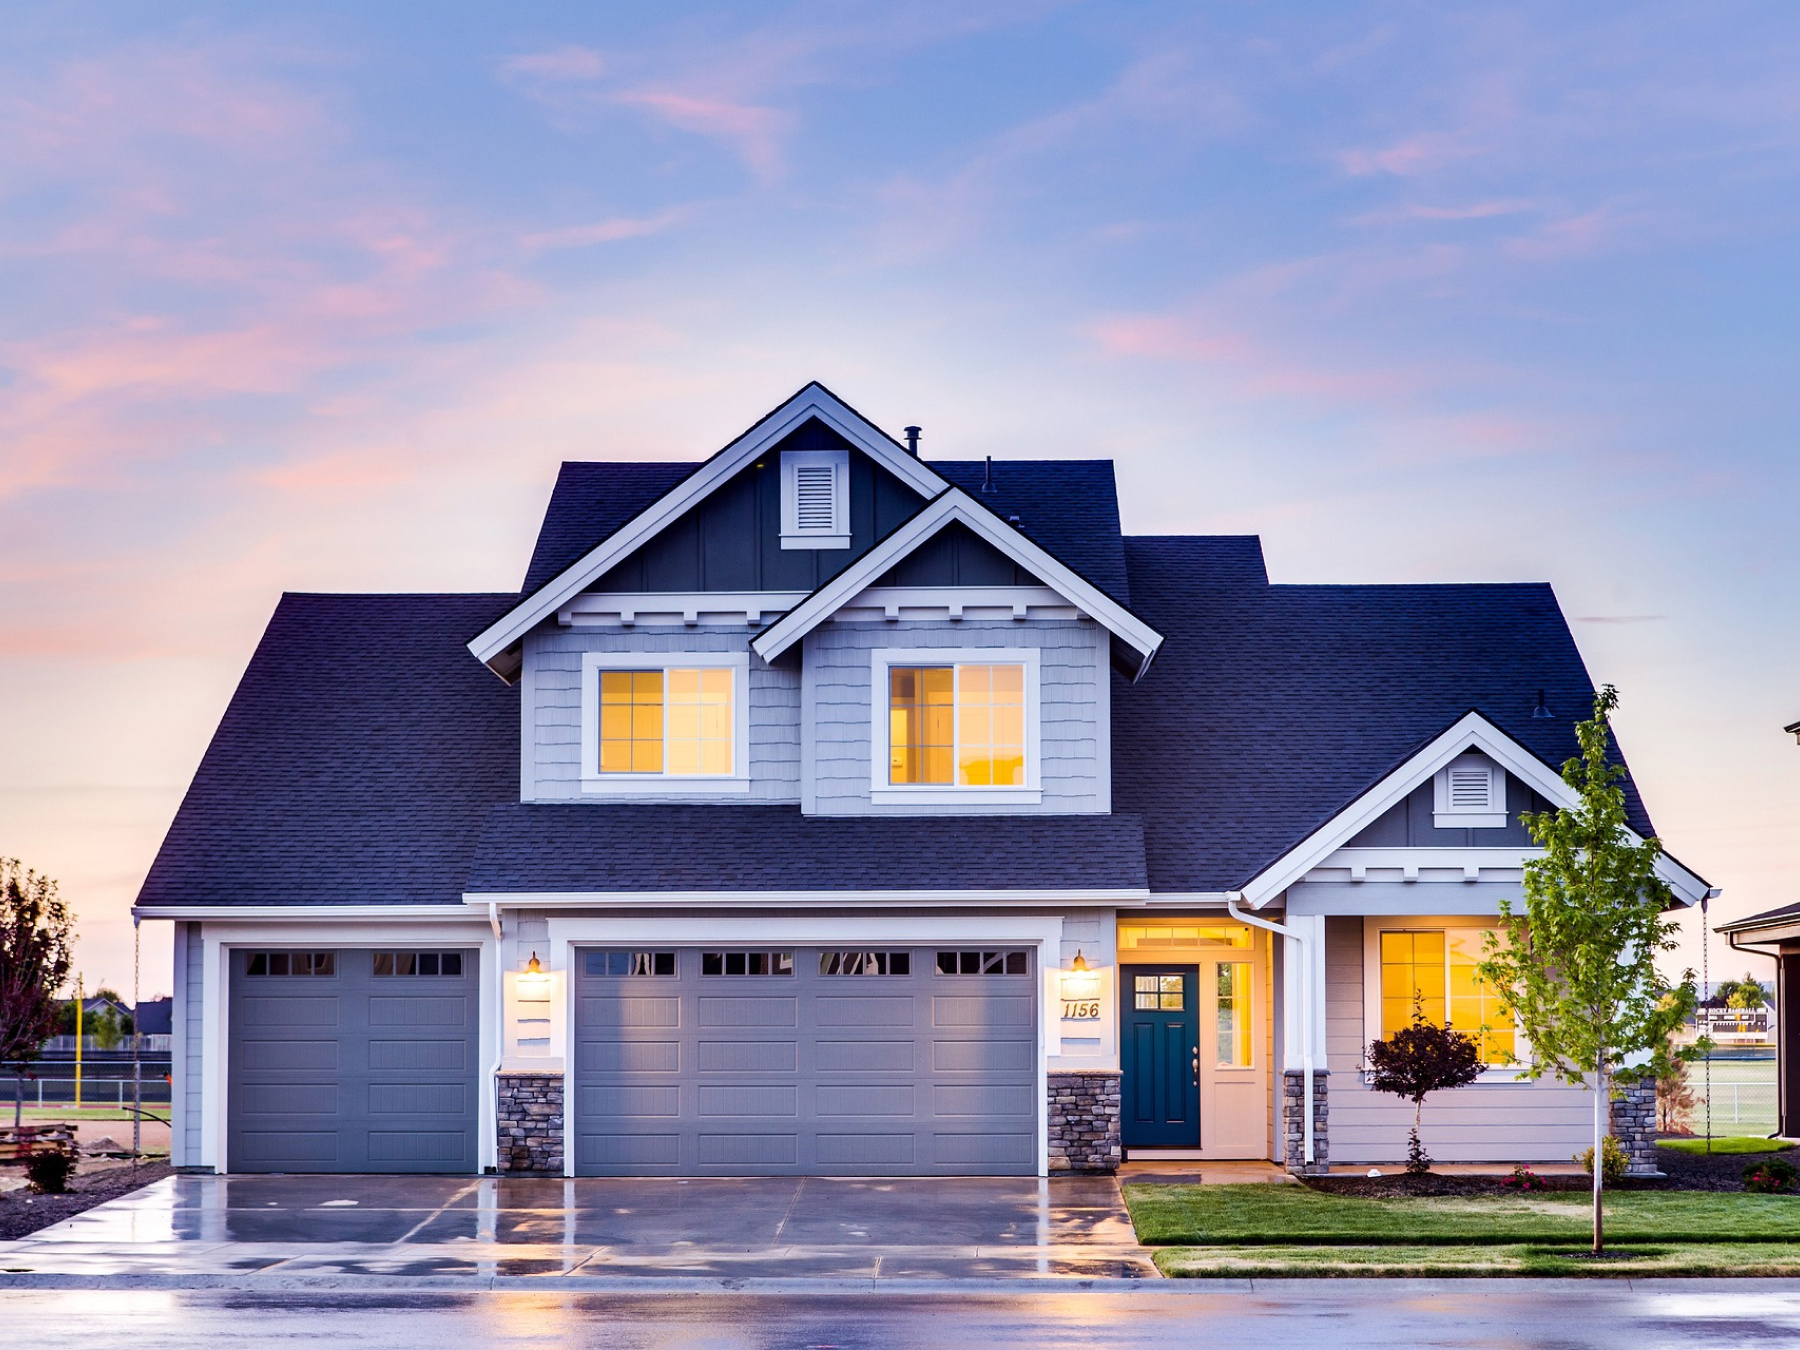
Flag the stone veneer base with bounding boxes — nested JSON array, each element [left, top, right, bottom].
[[1610, 1077, 1661, 1177], [496, 1071, 565, 1175], [1048, 1069, 1122, 1173], [1282, 1068, 1330, 1175]]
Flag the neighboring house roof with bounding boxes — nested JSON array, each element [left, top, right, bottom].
[[1113, 536, 1661, 894], [134, 997, 174, 1036], [1718, 901, 1800, 935], [137, 593, 521, 908], [468, 804, 1148, 896]]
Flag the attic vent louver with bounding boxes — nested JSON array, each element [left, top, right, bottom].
[[793, 465, 836, 529], [780, 447, 850, 550], [1447, 766, 1493, 810]]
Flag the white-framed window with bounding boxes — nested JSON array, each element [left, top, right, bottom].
[[867, 648, 1042, 805], [579, 651, 750, 794], [780, 448, 850, 550], [1362, 918, 1523, 1071], [1432, 752, 1505, 829]]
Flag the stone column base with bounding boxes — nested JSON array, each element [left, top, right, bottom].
[[497, 1071, 565, 1174], [1610, 1077, 1661, 1177], [1048, 1069, 1122, 1173], [1282, 1068, 1330, 1175]]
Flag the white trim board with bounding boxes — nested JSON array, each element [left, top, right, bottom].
[[469, 383, 946, 677], [466, 888, 1150, 908], [1235, 711, 1715, 909], [751, 488, 1164, 679]]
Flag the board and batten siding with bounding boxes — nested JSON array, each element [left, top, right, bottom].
[[1324, 914, 1597, 1164], [173, 920, 204, 1167], [803, 618, 1110, 815], [524, 627, 801, 804]]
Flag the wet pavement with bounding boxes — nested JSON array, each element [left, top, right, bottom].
[[0, 1172, 1156, 1286]]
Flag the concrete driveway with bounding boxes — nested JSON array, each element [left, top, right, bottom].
[[0, 1173, 1155, 1286]]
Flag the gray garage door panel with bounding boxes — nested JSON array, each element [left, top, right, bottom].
[[227, 948, 479, 1174], [573, 946, 1037, 1177]]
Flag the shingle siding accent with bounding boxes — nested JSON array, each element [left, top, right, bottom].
[[1322, 915, 1598, 1164], [805, 618, 1110, 816], [524, 627, 800, 804]]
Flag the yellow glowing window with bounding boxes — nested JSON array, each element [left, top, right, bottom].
[[597, 668, 733, 776], [1216, 962, 1253, 1067], [1379, 929, 1512, 1065], [887, 663, 1026, 787]]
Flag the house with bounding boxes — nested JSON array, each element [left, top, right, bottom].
[[134, 382, 1714, 1178]]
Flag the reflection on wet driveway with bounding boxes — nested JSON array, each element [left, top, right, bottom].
[[0, 1173, 1154, 1283]]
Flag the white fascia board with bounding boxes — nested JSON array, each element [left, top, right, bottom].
[[752, 488, 1164, 677], [133, 905, 483, 921], [468, 383, 947, 675], [1236, 711, 1713, 908], [468, 889, 1150, 908]]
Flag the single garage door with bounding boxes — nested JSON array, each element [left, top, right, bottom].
[[228, 947, 480, 1173], [572, 945, 1038, 1176]]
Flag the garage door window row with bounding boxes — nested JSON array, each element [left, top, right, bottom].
[[585, 950, 677, 977], [373, 951, 464, 977], [936, 949, 1029, 976], [701, 950, 793, 976], [244, 951, 335, 977], [819, 950, 911, 976]]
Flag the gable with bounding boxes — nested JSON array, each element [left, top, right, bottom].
[[1343, 766, 1554, 848], [872, 519, 1042, 589], [588, 420, 930, 594]]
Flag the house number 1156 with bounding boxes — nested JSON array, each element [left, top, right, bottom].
[[1061, 1000, 1101, 1020]]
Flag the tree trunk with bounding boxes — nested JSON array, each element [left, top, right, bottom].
[[1592, 1065, 1606, 1256], [12, 1072, 20, 1129]]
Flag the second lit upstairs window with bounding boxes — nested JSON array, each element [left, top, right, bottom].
[[883, 658, 1033, 790]]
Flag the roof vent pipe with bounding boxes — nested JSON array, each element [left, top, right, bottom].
[[982, 456, 996, 493], [1532, 689, 1553, 719], [903, 425, 921, 456]]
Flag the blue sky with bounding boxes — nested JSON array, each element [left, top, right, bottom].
[[1, 2, 1796, 992]]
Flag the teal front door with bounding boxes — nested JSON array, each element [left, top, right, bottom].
[[1121, 966, 1200, 1148]]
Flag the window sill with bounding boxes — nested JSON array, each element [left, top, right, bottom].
[[869, 786, 1043, 806], [580, 776, 753, 795], [780, 531, 850, 550], [1431, 811, 1507, 829]]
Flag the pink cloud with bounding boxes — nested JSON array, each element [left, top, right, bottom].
[[612, 90, 791, 183], [523, 206, 696, 251], [1338, 131, 1481, 178], [1503, 208, 1612, 261], [499, 46, 607, 82]]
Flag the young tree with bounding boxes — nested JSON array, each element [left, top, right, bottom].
[[1366, 999, 1483, 1173], [1478, 686, 1699, 1256], [0, 860, 75, 1126]]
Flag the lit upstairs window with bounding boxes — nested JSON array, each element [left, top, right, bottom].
[[593, 666, 734, 777], [887, 663, 1026, 787]]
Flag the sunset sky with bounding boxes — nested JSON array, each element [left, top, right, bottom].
[[2, 2, 1796, 997]]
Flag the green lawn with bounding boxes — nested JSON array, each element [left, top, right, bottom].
[[1153, 1241, 1800, 1278], [1124, 1183, 1800, 1247], [6, 1106, 167, 1123], [1661, 1136, 1793, 1156]]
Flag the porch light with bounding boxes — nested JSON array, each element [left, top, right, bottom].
[[516, 952, 552, 999], [1071, 951, 1089, 972]]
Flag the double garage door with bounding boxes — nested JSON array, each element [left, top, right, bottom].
[[227, 947, 480, 1173], [225, 944, 1038, 1176], [573, 946, 1039, 1176]]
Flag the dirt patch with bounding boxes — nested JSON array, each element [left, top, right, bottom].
[[1304, 1172, 1600, 1198], [0, 1160, 172, 1242], [1653, 1144, 1761, 1192]]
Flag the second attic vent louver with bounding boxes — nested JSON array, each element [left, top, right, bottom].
[[793, 464, 837, 531]]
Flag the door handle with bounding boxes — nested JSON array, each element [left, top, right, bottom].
[[1192, 1048, 1200, 1087]]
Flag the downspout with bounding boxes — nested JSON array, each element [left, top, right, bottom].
[[486, 902, 504, 1175], [1227, 892, 1315, 1167]]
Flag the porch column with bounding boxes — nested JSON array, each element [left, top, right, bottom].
[[1279, 914, 1329, 1175]]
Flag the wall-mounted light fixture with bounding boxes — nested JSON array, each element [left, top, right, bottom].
[[516, 951, 552, 998], [1059, 951, 1102, 1017], [1070, 950, 1089, 972]]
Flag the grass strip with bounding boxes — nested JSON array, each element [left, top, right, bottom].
[[1660, 1136, 1793, 1156], [1124, 1183, 1800, 1247], [1153, 1241, 1800, 1278]]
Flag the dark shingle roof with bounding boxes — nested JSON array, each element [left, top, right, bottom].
[[469, 805, 1146, 893], [932, 461, 1131, 604], [1718, 901, 1800, 933], [522, 462, 696, 593], [137, 593, 520, 907], [1114, 537, 1654, 893]]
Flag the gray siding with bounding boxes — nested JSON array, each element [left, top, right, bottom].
[[174, 922, 203, 1167], [1324, 915, 1597, 1163], [803, 618, 1110, 815], [525, 628, 800, 804]]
